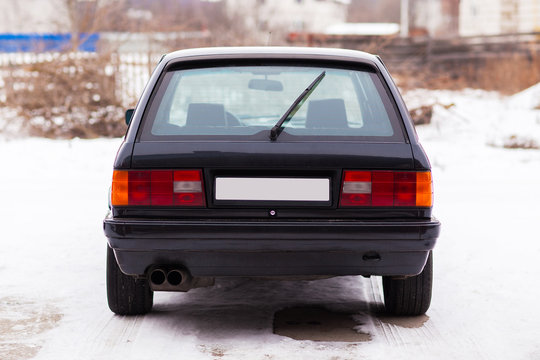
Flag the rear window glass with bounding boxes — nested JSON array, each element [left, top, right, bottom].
[[140, 65, 404, 141]]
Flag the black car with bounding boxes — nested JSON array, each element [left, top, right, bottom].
[[104, 47, 440, 316]]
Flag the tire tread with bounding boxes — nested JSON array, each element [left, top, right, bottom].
[[106, 246, 153, 315], [382, 251, 433, 316]]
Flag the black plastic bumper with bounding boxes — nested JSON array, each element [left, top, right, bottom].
[[104, 216, 440, 277]]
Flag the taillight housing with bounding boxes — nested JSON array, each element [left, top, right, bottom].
[[339, 170, 433, 207], [111, 169, 205, 207]]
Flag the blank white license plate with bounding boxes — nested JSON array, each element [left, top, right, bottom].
[[215, 177, 330, 201]]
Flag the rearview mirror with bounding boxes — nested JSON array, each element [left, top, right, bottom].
[[125, 108, 134, 125], [248, 79, 283, 92]]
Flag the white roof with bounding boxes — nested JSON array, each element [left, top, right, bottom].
[[164, 46, 378, 63]]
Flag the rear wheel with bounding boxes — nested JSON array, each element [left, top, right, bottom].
[[382, 251, 433, 316], [107, 246, 153, 315]]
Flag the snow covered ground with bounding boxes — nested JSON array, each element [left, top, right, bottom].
[[1, 87, 540, 359]]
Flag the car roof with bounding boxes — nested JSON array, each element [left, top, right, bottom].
[[162, 46, 380, 64]]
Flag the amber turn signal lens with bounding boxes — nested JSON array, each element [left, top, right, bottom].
[[111, 170, 128, 206], [416, 171, 433, 207]]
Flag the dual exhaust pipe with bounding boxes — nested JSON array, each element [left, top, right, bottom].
[[150, 268, 186, 287], [148, 267, 214, 292]]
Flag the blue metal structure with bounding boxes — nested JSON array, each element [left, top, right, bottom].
[[0, 33, 99, 52]]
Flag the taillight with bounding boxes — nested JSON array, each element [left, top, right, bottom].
[[111, 169, 205, 207], [340, 170, 432, 207], [173, 170, 205, 206]]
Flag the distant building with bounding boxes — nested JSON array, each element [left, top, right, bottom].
[[346, 0, 400, 23], [0, 0, 70, 33], [410, 0, 460, 37], [394, 0, 540, 38], [460, 0, 540, 35], [347, 0, 459, 38], [324, 23, 400, 36], [226, 0, 349, 37]]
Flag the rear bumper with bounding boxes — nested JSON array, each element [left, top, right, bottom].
[[104, 216, 440, 277]]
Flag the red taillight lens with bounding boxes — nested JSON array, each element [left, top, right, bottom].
[[394, 172, 416, 206], [129, 171, 151, 205], [111, 169, 205, 207], [372, 171, 394, 206], [151, 171, 173, 206], [340, 170, 433, 208]]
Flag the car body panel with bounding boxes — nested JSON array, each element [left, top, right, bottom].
[[104, 216, 439, 276], [105, 46, 440, 282]]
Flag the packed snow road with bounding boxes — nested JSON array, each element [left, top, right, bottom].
[[1, 89, 540, 359]]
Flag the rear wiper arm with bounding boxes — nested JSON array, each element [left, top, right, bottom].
[[269, 71, 326, 141]]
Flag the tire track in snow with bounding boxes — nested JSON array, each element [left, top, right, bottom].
[[76, 312, 145, 359], [366, 277, 487, 359], [365, 277, 405, 348]]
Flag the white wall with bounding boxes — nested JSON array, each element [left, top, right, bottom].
[[517, 0, 540, 32], [227, 0, 348, 36], [412, 0, 444, 36], [460, 0, 540, 36], [460, 0, 502, 35], [0, 0, 70, 33]]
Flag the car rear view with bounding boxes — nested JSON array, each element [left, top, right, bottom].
[[104, 47, 440, 316]]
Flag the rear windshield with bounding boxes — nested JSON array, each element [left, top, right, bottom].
[[139, 64, 404, 141]]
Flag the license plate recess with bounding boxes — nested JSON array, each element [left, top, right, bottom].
[[214, 177, 331, 205]]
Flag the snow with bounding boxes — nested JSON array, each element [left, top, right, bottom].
[[1, 87, 540, 359], [508, 82, 540, 110]]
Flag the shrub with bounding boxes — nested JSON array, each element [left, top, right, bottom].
[[502, 135, 539, 150], [3, 53, 126, 138]]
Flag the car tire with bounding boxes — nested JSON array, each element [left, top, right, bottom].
[[107, 246, 153, 315], [382, 251, 433, 316]]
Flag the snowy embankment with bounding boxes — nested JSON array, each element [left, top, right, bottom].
[[1, 86, 540, 360]]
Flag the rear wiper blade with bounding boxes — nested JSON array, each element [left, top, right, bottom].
[[269, 71, 326, 141]]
